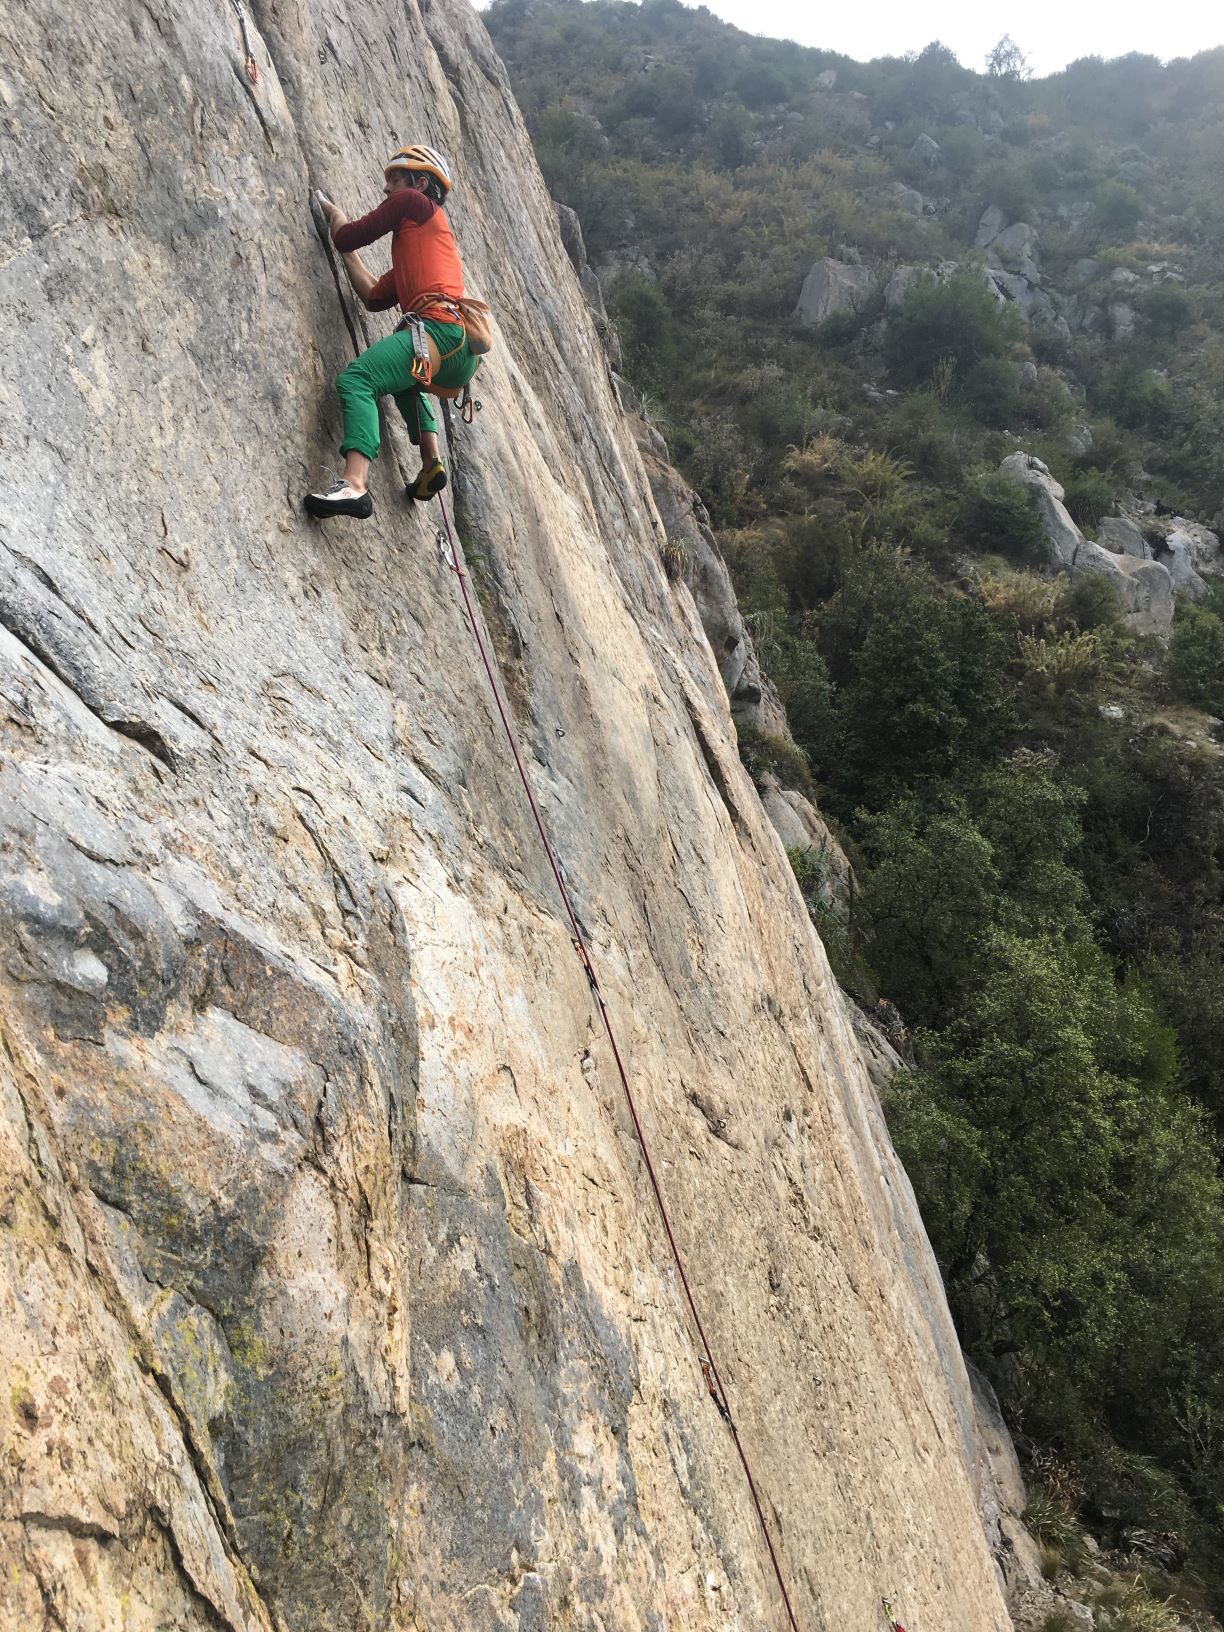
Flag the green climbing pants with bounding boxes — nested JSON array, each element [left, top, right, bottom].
[[335, 320, 478, 460]]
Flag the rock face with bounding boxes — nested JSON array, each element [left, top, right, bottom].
[[909, 133, 943, 168], [1159, 520, 1223, 589], [988, 223, 1040, 283], [759, 775, 854, 917], [0, 2, 1015, 1630], [1158, 532, 1211, 600], [976, 205, 1009, 248], [796, 256, 875, 324], [999, 456, 1174, 635], [1097, 516, 1152, 559]]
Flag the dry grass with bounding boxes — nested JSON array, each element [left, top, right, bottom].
[[979, 567, 1062, 632]]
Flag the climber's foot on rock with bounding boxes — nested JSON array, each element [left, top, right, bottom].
[[406, 459, 447, 502], [305, 478, 373, 519]]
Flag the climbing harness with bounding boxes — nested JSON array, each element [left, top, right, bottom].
[[431, 488, 803, 1632]]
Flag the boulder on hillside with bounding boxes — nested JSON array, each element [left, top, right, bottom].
[[816, 68, 837, 89], [1157, 533, 1210, 601], [892, 181, 924, 216], [985, 267, 1050, 315], [1164, 520, 1223, 580], [884, 264, 933, 308], [998, 454, 1083, 568], [909, 132, 943, 168], [1071, 257, 1102, 283], [987, 221, 1040, 282], [975, 205, 1008, 247], [998, 454, 1174, 635], [1108, 302, 1137, 340], [796, 257, 874, 325], [1096, 516, 1151, 559]]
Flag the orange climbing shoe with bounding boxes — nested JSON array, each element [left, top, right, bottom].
[[406, 458, 447, 502]]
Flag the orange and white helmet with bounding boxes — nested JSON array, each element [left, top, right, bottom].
[[385, 143, 453, 196]]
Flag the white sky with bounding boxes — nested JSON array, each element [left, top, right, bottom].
[[676, 0, 1223, 78], [472, 0, 1223, 79]]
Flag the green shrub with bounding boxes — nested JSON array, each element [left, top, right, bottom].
[[1024, 1485, 1088, 1564], [1061, 572, 1125, 633], [886, 273, 1019, 390], [1063, 467, 1119, 529], [956, 471, 1046, 561], [1167, 605, 1224, 713], [1092, 1578, 1181, 1631], [736, 723, 813, 793], [963, 355, 1022, 427], [1096, 178, 1143, 235], [813, 308, 862, 349], [1141, 285, 1193, 338], [1106, 366, 1173, 434], [608, 275, 677, 395]]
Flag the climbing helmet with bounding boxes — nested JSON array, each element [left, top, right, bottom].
[[385, 143, 453, 196]]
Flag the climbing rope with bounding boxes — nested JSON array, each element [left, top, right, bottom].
[[432, 491, 803, 1632]]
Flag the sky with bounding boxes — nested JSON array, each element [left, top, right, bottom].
[[674, 0, 1221, 77]]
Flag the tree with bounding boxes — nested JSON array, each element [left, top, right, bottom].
[[956, 471, 1045, 561], [885, 274, 1018, 391], [810, 549, 1015, 813], [986, 34, 1030, 80], [1168, 605, 1224, 714]]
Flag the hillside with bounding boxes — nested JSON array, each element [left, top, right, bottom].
[[486, 0, 1224, 1616], [0, 0, 1027, 1628]]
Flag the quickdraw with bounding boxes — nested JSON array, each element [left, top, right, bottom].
[[396, 312, 435, 384]]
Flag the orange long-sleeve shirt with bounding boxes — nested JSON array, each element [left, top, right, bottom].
[[332, 189, 464, 322]]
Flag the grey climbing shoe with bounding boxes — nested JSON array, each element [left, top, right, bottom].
[[305, 478, 373, 519]]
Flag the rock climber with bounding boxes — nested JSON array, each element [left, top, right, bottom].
[[306, 143, 480, 520]]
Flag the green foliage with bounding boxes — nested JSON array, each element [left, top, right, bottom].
[[735, 723, 813, 794], [788, 845, 877, 1003], [1106, 366, 1173, 434], [804, 548, 1015, 809], [962, 353, 1022, 427], [957, 470, 1045, 560], [607, 274, 677, 395], [885, 273, 1019, 391], [1063, 466, 1119, 529], [1096, 179, 1144, 236], [1024, 1486, 1088, 1573], [1092, 1578, 1182, 1631], [1141, 285, 1194, 339], [1167, 605, 1224, 713]]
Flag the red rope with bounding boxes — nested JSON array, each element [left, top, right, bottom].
[[434, 491, 802, 1632]]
